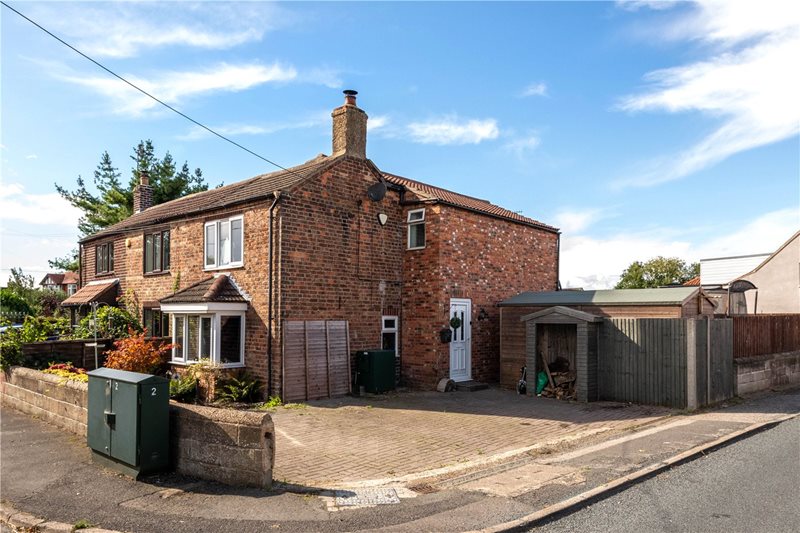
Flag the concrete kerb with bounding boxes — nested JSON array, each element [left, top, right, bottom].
[[0, 501, 122, 533], [472, 411, 800, 533]]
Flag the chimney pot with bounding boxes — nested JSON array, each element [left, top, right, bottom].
[[343, 89, 358, 106]]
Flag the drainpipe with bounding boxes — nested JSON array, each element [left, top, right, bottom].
[[267, 191, 283, 398], [556, 233, 562, 290]]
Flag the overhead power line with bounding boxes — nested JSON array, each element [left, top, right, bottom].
[[0, 0, 307, 180]]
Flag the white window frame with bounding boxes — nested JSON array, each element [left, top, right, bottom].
[[407, 208, 426, 250], [67, 284, 77, 296], [204, 215, 244, 270], [165, 305, 246, 368], [382, 315, 399, 358]]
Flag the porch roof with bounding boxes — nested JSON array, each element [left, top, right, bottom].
[[61, 280, 118, 306]]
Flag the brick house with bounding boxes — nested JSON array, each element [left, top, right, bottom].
[[63, 91, 559, 398], [40, 272, 79, 296]]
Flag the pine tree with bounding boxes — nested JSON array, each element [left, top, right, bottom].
[[56, 140, 214, 238]]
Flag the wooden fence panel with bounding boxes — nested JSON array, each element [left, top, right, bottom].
[[282, 320, 350, 402], [600, 318, 688, 408], [709, 319, 734, 403], [733, 315, 800, 358]]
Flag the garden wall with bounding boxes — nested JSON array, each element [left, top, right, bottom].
[[0, 367, 274, 489], [734, 351, 800, 395]]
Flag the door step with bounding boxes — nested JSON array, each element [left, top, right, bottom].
[[455, 381, 489, 392]]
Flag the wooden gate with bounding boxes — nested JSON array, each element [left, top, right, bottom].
[[282, 320, 351, 402]]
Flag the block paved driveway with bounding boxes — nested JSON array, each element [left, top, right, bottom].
[[269, 388, 670, 487]]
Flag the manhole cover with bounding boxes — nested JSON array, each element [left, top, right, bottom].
[[335, 488, 400, 507]]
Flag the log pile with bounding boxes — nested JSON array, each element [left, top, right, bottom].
[[540, 354, 575, 400], [540, 371, 576, 400]]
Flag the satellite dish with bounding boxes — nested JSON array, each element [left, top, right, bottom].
[[367, 181, 387, 202]]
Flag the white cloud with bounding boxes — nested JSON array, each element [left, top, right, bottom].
[[615, 1, 800, 187], [520, 82, 548, 97], [558, 207, 798, 289], [407, 116, 500, 145], [0, 183, 82, 226], [552, 208, 608, 234], [24, 2, 289, 58], [62, 62, 298, 117], [503, 134, 541, 158], [367, 115, 390, 132], [616, 1, 678, 12], [24, 154, 38, 160], [177, 112, 330, 141]]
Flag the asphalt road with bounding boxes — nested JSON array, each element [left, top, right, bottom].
[[531, 416, 800, 533]]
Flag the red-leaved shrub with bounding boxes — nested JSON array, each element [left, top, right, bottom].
[[104, 328, 173, 374]]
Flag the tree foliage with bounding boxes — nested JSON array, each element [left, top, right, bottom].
[[48, 249, 80, 272], [615, 256, 699, 289], [56, 140, 211, 237], [2, 268, 66, 319]]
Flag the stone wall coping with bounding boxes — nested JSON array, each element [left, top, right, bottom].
[[9, 366, 88, 393], [169, 400, 272, 428], [734, 350, 800, 366]]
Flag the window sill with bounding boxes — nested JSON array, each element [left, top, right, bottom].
[[203, 264, 244, 272], [143, 270, 171, 277], [169, 361, 245, 369], [94, 271, 115, 277], [406, 246, 426, 251]]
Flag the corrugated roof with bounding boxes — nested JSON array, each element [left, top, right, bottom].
[[160, 275, 247, 304], [383, 172, 559, 232], [82, 155, 335, 243], [61, 280, 118, 306], [499, 287, 700, 306]]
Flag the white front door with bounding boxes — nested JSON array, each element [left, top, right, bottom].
[[449, 298, 472, 382]]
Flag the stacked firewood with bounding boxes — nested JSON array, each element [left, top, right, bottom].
[[540, 371, 576, 400], [540, 354, 575, 400]]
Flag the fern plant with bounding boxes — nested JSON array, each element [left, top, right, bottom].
[[217, 371, 262, 403]]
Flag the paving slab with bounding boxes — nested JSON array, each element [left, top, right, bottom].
[[268, 388, 670, 486]]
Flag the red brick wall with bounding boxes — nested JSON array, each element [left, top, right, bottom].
[[81, 201, 274, 388], [403, 205, 558, 388], [80, 158, 559, 394], [276, 157, 404, 395]]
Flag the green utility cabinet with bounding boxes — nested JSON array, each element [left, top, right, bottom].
[[87, 368, 169, 477], [356, 349, 396, 393]]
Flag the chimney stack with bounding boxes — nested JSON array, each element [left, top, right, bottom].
[[331, 90, 368, 159], [133, 171, 153, 213]]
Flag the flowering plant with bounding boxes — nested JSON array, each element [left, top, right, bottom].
[[43, 362, 88, 383]]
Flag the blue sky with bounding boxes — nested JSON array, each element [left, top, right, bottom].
[[1, 1, 798, 288]]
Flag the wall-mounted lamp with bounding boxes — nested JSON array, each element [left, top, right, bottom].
[[377, 213, 388, 226], [478, 308, 489, 321]]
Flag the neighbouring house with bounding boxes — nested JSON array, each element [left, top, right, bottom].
[[40, 272, 79, 296], [734, 230, 800, 314], [692, 252, 770, 314], [497, 287, 716, 389], [62, 91, 560, 399]]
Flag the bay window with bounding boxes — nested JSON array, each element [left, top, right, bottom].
[[204, 215, 243, 269], [168, 311, 245, 367]]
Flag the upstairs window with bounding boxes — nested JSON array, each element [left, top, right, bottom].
[[407, 209, 426, 249], [95, 242, 114, 274], [67, 284, 77, 296], [144, 230, 170, 274], [205, 216, 243, 269]]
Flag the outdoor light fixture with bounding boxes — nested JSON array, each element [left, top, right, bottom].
[[377, 213, 388, 226], [478, 308, 489, 321]]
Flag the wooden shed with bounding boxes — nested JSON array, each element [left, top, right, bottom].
[[498, 287, 716, 389], [520, 306, 602, 402]]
